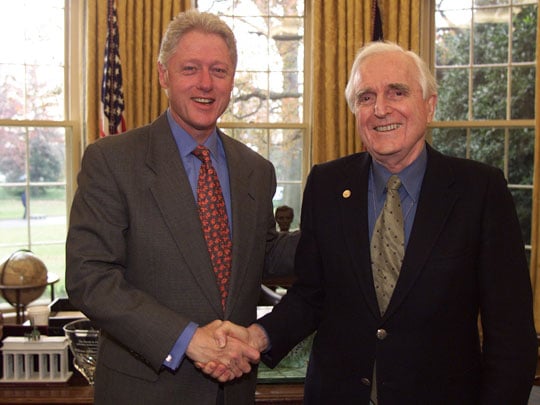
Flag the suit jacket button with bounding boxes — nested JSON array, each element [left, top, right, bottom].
[[361, 378, 371, 386], [376, 329, 388, 340]]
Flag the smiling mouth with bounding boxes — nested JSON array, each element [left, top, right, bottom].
[[374, 123, 401, 132], [193, 97, 214, 105]]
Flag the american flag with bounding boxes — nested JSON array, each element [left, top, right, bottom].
[[372, 0, 384, 41], [99, 0, 126, 137]]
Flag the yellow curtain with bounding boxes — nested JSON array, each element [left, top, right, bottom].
[[379, 0, 420, 53], [310, 1, 373, 165], [86, 0, 190, 144], [530, 8, 540, 333]]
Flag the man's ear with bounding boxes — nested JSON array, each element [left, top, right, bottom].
[[426, 94, 437, 123], [157, 62, 168, 90]]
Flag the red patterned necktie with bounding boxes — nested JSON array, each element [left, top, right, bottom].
[[192, 145, 232, 311]]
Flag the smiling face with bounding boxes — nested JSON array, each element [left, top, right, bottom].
[[158, 30, 235, 143], [354, 51, 437, 172]]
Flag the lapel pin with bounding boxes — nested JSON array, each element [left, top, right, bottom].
[[342, 189, 351, 198]]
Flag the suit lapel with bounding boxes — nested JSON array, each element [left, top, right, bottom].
[[145, 114, 223, 316], [337, 154, 382, 317], [384, 146, 461, 318], [220, 134, 257, 317]]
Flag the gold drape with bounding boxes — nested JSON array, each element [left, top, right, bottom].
[[310, 0, 420, 165], [379, 0, 420, 53], [310, 1, 371, 165], [86, 0, 190, 144], [530, 9, 540, 333]]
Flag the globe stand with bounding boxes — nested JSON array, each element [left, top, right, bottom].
[[0, 273, 59, 324]]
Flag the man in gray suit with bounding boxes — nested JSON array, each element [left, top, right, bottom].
[[66, 10, 281, 404]]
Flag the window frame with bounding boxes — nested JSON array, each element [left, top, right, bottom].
[[422, 0, 536, 252], [196, 0, 312, 229], [0, 0, 85, 310]]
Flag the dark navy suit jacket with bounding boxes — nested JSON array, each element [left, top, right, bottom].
[[258, 144, 537, 404]]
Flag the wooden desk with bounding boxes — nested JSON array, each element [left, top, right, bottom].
[[0, 373, 93, 405], [0, 372, 304, 404], [256, 383, 303, 404]]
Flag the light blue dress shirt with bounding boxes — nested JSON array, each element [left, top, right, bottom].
[[368, 146, 427, 248], [167, 111, 233, 232], [162, 110, 232, 370]]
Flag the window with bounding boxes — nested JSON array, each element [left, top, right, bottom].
[[431, 0, 537, 257], [0, 0, 83, 307], [196, 0, 307, 230]]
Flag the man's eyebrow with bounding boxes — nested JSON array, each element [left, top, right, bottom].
[[356, 87, 374, 97], [356, 83, 410, 96], [388, 83, 410, 93]]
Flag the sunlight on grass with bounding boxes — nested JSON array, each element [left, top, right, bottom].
[[0, 190, 67, 307]]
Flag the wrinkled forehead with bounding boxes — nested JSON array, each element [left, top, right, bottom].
[[358, 51, 421, 90]]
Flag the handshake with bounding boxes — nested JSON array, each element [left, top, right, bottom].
[[186, 320, 269, 382]]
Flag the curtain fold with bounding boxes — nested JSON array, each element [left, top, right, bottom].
[[86, 0, 190, 144], [530, 7, 540, 333], [310, 1, 372, 165], [379, 0, 420, 53]]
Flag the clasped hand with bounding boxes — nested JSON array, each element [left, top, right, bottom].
[[186, 320, 268, 382]]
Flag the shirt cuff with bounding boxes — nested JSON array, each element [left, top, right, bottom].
[[163, 321, 198, 370]]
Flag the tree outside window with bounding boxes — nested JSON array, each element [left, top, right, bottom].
[[0, 0, 73, 306], [432, 0, 537, 257], [197, 0, 306, 230]]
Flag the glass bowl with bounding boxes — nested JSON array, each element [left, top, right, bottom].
[[63, 318, 100, 385]]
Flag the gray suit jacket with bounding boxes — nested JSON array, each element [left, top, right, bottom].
[[66, 113, 278, 404]]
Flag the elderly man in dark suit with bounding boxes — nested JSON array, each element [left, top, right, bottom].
[[210, 41, 538, 404], [66, 10, 282, 405]]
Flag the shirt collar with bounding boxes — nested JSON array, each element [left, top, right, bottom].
[[371, 145, 427, 202], [166, 109, 221, 161]]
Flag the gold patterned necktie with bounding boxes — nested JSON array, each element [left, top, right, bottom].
[[192, 145, 232, 311], [371, 175, 404, 316]]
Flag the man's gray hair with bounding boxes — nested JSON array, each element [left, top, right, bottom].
[[158, 9, 237, 70], [344, 41, 437, 113]]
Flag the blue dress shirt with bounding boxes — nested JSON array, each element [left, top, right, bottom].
[[368, 146, 427, 248]]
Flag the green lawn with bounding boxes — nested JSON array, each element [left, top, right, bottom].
[[0, 187, 66, 220], [0, 188, 68, 306]]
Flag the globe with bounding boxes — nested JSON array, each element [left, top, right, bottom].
[[0, 250, 48, 306]]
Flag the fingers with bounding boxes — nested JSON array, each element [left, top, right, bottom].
[[195, 361, 235, 382], [225, 336, 258, 372], [215, 321, 269, 353], [211, 320, 250, 348], [232, 336, 260, 364], [186, 320, 260, 382], [247, 324, 270, 352], [218, 320, 250, 341], [197, 357, 247, 381], [212, 322, 261, 367]]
